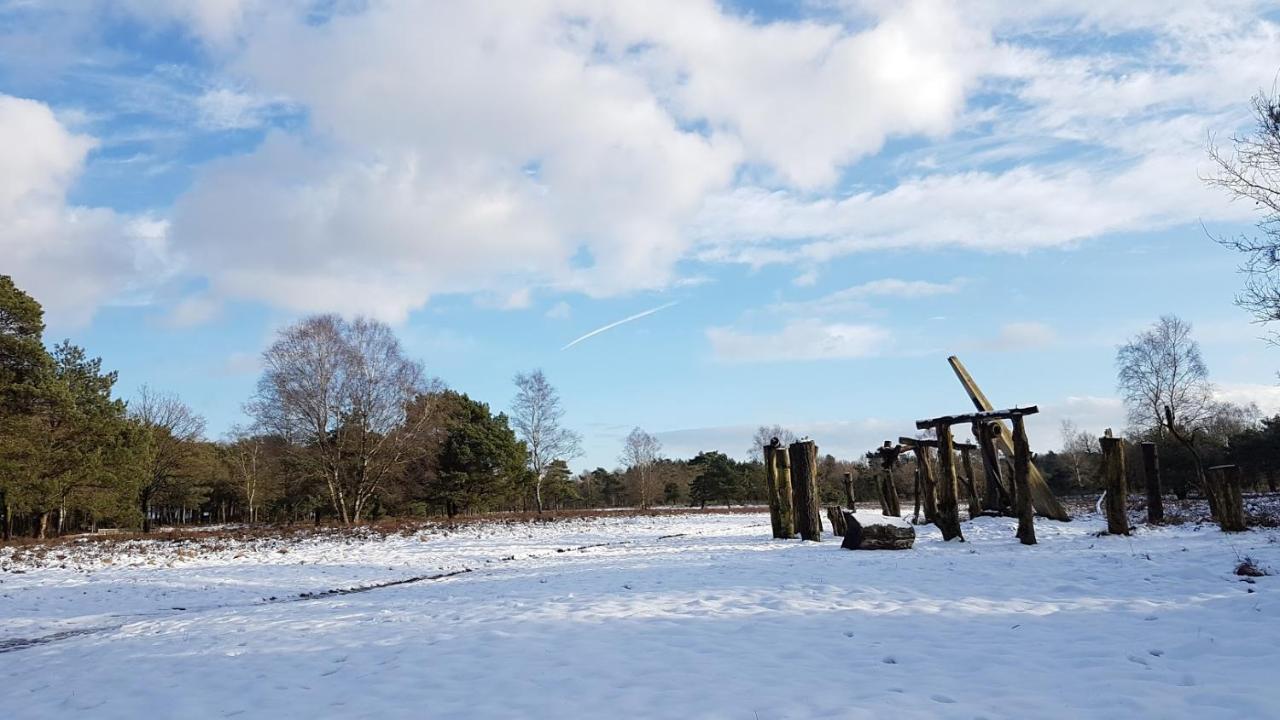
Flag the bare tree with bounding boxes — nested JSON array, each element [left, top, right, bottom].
[[510, 369, 582, 513], [1117, 315, 1216, 501], [1207, 85, 1280, 346], [749, 425, 796, 460], [250, 315, 430, 524], [225, 428, 275, 524], [620, 426, 661, 508], [1058, 419, 1098, 490], [130, 386, 206, 533]]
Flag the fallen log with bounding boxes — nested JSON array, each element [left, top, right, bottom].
[[839, 510, 915, 550]]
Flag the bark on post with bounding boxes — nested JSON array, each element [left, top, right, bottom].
[[1100, 435, 1130, 535], [763, 441, 783, 538], [1209, 465, 1247, 532], [958, 443, 982, 519], [773, 441, 796, 539], [826, 506, 848, 537], [882, 467, 901, 517], [789, 440, 823, 542], [975, 421, 1008, 512], [1011, 415, 1036, 545], [918, 447, 939, 524], [1141, 442, 1164, 525], [932, 425, 965, 541], [842, 472, 856, 508], [912, 463, 923, 524]]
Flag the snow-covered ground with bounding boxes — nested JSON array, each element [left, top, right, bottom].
[[3, 511, 1279, 719]]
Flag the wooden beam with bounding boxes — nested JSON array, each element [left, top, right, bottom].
[[915, 406, 1040, 430], [946, 356, 1071, 522]]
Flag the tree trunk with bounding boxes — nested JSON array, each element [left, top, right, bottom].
[[977, 422, 1007, 512], [932, 426, 964, 542], [912, 464, 922, 524], [789, 440, 823, 542], [36, 511, 49, 540], [959, 446, 982, 519], [1100, 436, 1130, 535], [763, 442, 784, 538], [1, 496, 11, 541], [881, 466, 901, 517], [917, 448, 939, 525], [1012, 416, 1036, 545], [1209, 465, 1247, 532], [773, 444, 796, 539], [1141, 442, 1163, 524], [842, 472, 856, 508], [141, 492, 152, 534], [826, 506, 848, 537]]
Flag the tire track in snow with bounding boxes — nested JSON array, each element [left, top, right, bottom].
[[0, 539, 640, 654]]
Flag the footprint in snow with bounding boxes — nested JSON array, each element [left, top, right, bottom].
[[881, 656, 897, 665], [1148, 649, 1164, 657], [930, 694, 956, 704], [1127, 655, 1150, 667]]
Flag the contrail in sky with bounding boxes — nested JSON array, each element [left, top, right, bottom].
[[561, 301, 679, 350]]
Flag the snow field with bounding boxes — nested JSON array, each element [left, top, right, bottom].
[[2, 511, 1279, 719]]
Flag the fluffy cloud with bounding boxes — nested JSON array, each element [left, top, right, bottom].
[[0, 94, 167, 325]]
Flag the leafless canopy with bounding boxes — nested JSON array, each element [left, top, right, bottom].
[[750, 425, 796, 461], [510, 369, 582, 513], [1115, 315, 1213, 434], [130, 385, 206, 532], [249, 314, 429, 523], [1207, 85, 1280, 344], [620, 426, 661, 508]]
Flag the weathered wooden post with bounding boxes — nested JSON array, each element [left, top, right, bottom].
[[1010, 413, 1036, 545], [772, 439, 796, 539], [1208, 465, 1247, 532], [867, 441, 904, 517], [1141, 442, 1163, 524], [974, 420, 1010, 512], [1100, 434, 1130, 535], [932, 426, 964, 541], [826, 506, 848, 537], [763, 440, 783, 538], [948, 356, 1071, 521], [899, 437, 940, 526], [956, 441, 983, 519], [789, 440, 823, 541], [842, 472, 856, 508]]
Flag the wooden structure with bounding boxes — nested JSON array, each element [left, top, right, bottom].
[[1207, 465, 1247, 532], [838, 510, 915, 550], [826, 506, 848, 537], [1099, 434, 1130, 535], [1141, 442, 1163, 524], [763, 438, 796, 539], [865, 441, 904, 517], [955, 440, 983, 519], [915, 406, 1042, 544], [841, 472, 856, 507], [948, 356, 1070, 521], [898, 437, 939, 527], [789, 440, 823, 542]]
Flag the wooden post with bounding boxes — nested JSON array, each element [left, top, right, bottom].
[[882, 466, 901, 517], [932, 425, 965, 541], [975, 421, 1008, 512], [1011, 415, 1036, 545], [773, 443, 796, 538], [1209, 465, 1247, 532], [957, 442, 982, 519], [1141, 442, 1163, 524], [912, 463, 922, 524], [763, 441, 783, 538], [1100, 435, 1130, 535], [842, 472, 856, 508], [868, 442, 904, 517], [789, 440, 823, 541], [919, 447, 939, 524], [826, 506, 848, 537]]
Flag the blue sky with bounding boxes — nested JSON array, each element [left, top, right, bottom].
[[2, 0, 1279, 470]]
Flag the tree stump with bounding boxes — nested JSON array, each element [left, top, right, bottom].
[[933, 425, 965, 542], [826, 506, 848, 537], [839, 510, 915, 550], [1100, 436, 1130, 535], [882, 467, 901, 517], [1141, 442, 1163, 524], [772, 441, 796, 539], [842, 472, 856, 508], [1208, 465, 1247, 532], [789, 440, 823, 542], [763, 441, 783, 538]]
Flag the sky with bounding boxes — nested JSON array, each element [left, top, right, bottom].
[[2, 0, 1280, 471]]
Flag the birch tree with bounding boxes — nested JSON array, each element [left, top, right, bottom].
[[510, 369, 581, 513], [620, 426, 661, 508]]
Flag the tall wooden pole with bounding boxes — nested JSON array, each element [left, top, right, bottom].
[[1011, 415, 1036, 545], [789, 440, 823, 541], [975, 421, 1007, 512], [1100, 435, 1130, 535], [933, 426, 965, 541], [918, 447, 939, 525], [763, 441, 783, 538], [958, 444, 982, 519], [774, 440, 796, 539], [1209, 465, 1247, 532], [1141, 442, 1163, 525], [882, 466, 901, 517], [842, 472, 856, 508]]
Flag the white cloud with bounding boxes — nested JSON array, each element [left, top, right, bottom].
[[0, 94, 169, 325], [1215, 383, 1280, 416], [545, 301, 572, 320], [707, 319, 890, 362], [195, 87, 287, 130], [985, 321, 1057, 351]]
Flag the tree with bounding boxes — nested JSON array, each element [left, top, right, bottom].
[[250, 315, 430, 524], [423, 391, 525, 517], [510, 369, 581, 513], [224, 429, 283, 523], [619, 427, 661, 508], [1059, 420, 1098, 491], [1117, 316, 1215, 502], [1207, 86, 1280, 347], [0, 275, 52, 539], [689, 451, 740, 509], [750, 425, 796, 461], [130, 386, 206, 533]]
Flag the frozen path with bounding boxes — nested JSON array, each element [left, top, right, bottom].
[[3, 512, 1280, 719]]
